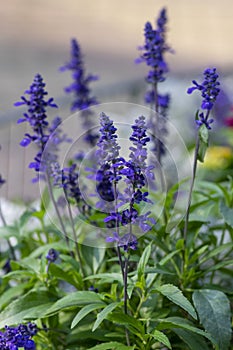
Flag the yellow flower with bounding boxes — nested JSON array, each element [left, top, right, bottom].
[[201, 146, 233, 169]]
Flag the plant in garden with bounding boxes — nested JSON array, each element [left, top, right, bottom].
[[61, 38, 99, 147], [15, 73, 75, 257], [184, 68, 221, 245], [0, 7, 233, 350]]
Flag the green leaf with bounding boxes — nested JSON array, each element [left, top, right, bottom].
[[219, 199, 233, 228], [71, 303, 105, 329], [0, 283, 28, 310], [0, 225, 19, 239], [159, 250, 181, 266], [48, 263, 81, 289], [156, 284, 197, 319], [45, 291, 103, 316], [199, 242, 232, 264], [88, 342, 135, 350], [81, 246, 106, 274], [29, 241, 70, 258], [137, 243, 151, 281], [204, 259, 233, 273], [173, 329, 210, 350], [0, 290, 54, 328], [150, 330, 172, 349], [193, 289, 232, 350], [198, 124, 209, 162], [108, 312, 145, 335], [92, 302, 122, 332], [85, 273, 123, 284], [157, 317, 217, 345]]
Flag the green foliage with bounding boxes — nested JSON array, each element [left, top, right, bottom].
[[0, 176, 232, 349], [193, 289, 232, 350], [0, 12, 233, 349]]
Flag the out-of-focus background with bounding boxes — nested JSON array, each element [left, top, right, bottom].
[[0, 0, 233, 199]]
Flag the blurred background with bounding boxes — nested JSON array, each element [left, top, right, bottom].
[[0, 0, 233, 200]]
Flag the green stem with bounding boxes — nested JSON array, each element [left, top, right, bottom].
[[124, 253, 130, 347], [183, 135, 200, 246], [45, 170, 74, 258], [65, 191, 86, 283]]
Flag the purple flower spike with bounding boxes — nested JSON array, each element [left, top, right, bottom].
[[61, 38, 98, 112], [188, 68, 220, 130], [15, 74, 70, 182], [136, 8, 172, 161], [187, 68, 220, 111], [61, 38, 99, 146], [136, 8, 171, 85]]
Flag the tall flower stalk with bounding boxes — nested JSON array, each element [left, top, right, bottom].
[[61, 38, 99, 147], [96, 113, 154, 345], [15, 74, 74, 257], [136, 8, 172, 165], [184, 68, 220, 250]]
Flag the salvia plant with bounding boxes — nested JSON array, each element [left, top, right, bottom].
[[0, 7, 232, 350]]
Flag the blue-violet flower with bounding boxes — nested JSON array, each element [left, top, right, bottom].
[[61, 38, 99, 146]]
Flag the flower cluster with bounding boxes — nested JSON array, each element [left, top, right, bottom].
[[15, 74, 69, 182], [0, 323, 37, 350], [187, 68, 220, 129], [136, 8, 170, 85], [187, 68, 220, 111], [61, 38, 99, 146], [95, 112, 124, 206], [95, 114, 155, 252], [136, 8, 171, 162], [46, 248, 59, 263], [51, 162, 92, 217]]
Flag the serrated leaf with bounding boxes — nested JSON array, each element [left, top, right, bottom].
[[45, 291, 103, 316], [193, 289, 232, 350], [157, 316, 217, 345], [156, 284, 197, 319], [92, 302, 122, 332], [150, 330, 172, 349], [71, 303, 105, 329], [88, 342, 135, 350], [198, 124, 209, 162], [219, 200, 233, 228], [0, 290, 53, 328], [173, 329, 210, 350]]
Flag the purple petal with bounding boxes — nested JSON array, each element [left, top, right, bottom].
[[20, 138, 31, 147]]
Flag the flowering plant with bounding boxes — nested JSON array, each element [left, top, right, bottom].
[[0, 7, 232, 350]]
